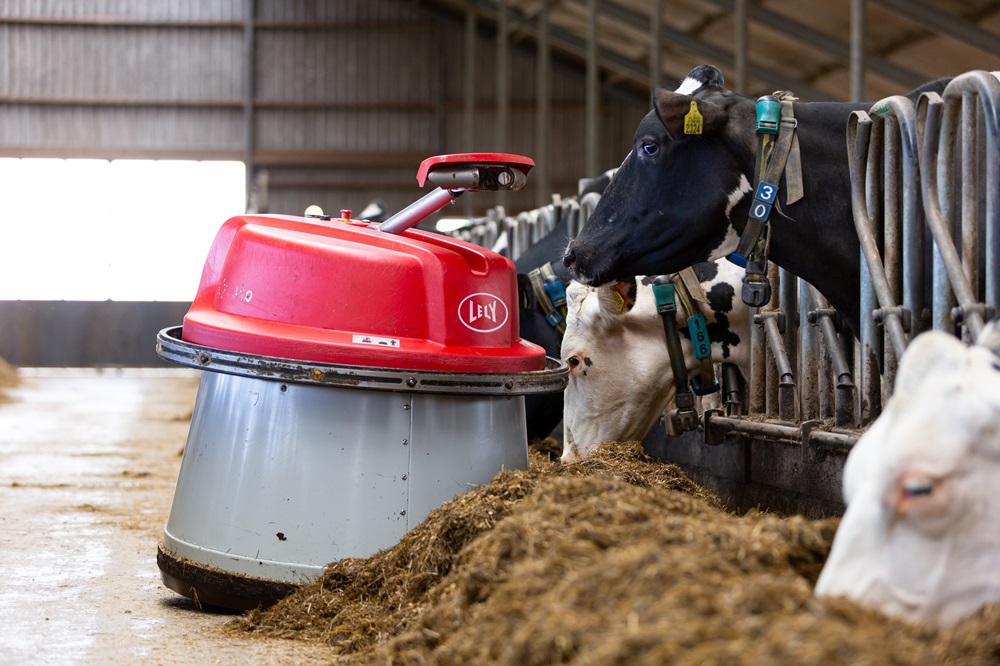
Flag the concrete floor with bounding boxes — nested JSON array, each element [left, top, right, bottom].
[[0, 369, 331, 665]]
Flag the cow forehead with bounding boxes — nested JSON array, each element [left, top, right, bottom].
[[865, 350, 1000, 469], [632, 109, 670, 142]]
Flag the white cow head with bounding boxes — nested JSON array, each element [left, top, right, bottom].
[[560, 277, 674, 464], [815, 324, 1000, 628]]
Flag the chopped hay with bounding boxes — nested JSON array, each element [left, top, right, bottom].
[[228, 441, 1000, 665]]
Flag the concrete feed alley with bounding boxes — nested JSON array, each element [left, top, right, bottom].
[[0, 369, 329, 665]]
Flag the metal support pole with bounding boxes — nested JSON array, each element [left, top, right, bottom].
[[735, 0, 748, 95], [650, 0, 662, 89], [780, 266, 798, 420], [242, 0, 256, 211], [749, 303, 767, 415], [799, 278, 820, 421], [586, 0, 599, 176], [464, 8, 476, 216], [496, 0, 510, 209], [850, 0, 866, 102], [807, 285, 855, 427], [464, 8, 476, 152], [536, 3, 551, 207]]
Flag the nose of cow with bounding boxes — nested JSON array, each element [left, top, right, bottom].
[[562, 247, 577, 272]]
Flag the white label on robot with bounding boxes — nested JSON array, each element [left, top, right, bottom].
[[457, 292, 509, 333], [352, 334, 400, 348]]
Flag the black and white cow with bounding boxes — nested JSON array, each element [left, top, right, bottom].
[[562, 64, 948, 335]]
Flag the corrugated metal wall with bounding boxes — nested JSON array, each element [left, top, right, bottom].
[[0, 0, 648, 219], [0, 0, 647, 366]]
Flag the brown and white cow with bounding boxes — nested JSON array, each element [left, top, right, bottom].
[[815, 323, 1000, 628], [560, 259, 750, 464]]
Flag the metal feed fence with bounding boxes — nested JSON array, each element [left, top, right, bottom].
[[707, 69, 1000, 461]]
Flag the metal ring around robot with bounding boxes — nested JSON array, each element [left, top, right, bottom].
[[156, 326, 568, 396]]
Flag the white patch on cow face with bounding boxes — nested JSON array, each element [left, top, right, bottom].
[[816, 332, 1000, 629], [674, 77, 703, 95], [704, 174, 751, 260]]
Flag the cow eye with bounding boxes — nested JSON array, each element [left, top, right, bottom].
[[641, 141, 659, 157], [566, 354, 582, 368], [902, 477, 934, 497]]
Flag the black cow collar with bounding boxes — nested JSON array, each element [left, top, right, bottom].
[[731, 93, 803, 307]]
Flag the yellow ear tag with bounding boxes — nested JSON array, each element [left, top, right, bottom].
[[612, 289, 626, 313], [683, 101, 704, 135]]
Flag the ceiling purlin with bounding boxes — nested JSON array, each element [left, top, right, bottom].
[[700, 0, 926, 92], [871, 0, 1000, 57], [595, 0, 835, 99]]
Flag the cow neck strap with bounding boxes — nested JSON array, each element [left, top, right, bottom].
[[670, 268, 719, 396], [652, 275, 699, 433], [651, 270, 721, 434], [527, 262, 567, 335], [733, 94, 802, 307]]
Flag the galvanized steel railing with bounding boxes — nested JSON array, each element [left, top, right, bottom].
[[719, 69, 999, 457]]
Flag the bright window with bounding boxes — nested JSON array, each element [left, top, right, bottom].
[[0, 158, 245, 301]]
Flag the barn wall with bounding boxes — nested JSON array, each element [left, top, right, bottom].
[[0, 0, 648, 218], [0, 301, 191, 367], [0, 0, 649, 366]]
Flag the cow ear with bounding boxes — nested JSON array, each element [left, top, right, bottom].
[[652, 89, 727, 138], [976, 320, 1000, 357], [892, 331, 967, 403], [596, 284, 629, 321]]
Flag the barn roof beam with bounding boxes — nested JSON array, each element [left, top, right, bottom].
[[462, 0, 655, 94], [871, 0, 1000, 59], [596, 0, 835, 101], [702, 0, 926, 91]]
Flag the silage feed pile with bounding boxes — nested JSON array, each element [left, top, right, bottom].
[[230, 441, 1000, 665]]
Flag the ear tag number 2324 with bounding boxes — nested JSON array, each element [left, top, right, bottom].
[[684, 101, 703, 135]]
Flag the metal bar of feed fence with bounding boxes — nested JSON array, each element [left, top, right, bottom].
[[799, 277, 820, 421], [917, 72, 1000, 340], [871, 96, 925, 340], [806, 285, 855, 427], [579, 192, 601, 229], [564, 198, 582, 238], [848, 111, 909, 359], [880, 113, 902, 396], [506, 215, 523, 261]]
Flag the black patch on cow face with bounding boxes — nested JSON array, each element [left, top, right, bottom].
[[692, 261, 718, 284], [583, 357, 593, 367]]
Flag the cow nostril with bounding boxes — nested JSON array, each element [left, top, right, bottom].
[[562, 248, 576, 269]]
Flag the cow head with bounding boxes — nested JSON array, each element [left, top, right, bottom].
[[560, 259, 750, 464], [563, 65, 756, 286], [815, 324, 1000, 628], [560, 277, 673, 464]]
